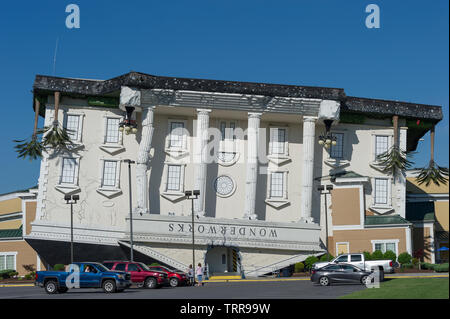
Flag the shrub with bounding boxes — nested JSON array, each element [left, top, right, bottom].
[[397, 252, 412, 265], [319, 254, 334, 262], [434, 263, 449, 272], [401, 263, 414, 269], [148, 263, 160, 267], [24, 274, 33, 280], [53, 264, 66, 271], [412, 258, 419, 265], [304, 256, 319, 270], [294, 262, 305, 273], [421, 262, 434, 270], [363, 251, 372, 261], [0, 270, 18, 279], [372, 250, 384, 260], [383, 250, 397, 262]]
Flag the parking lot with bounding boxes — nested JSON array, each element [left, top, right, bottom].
[[0, 279, 365, 299]]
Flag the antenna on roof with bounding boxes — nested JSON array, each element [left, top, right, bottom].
[[52, 37, 59, 76]]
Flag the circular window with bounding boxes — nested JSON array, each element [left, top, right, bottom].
[[214, 175, 235, 197]]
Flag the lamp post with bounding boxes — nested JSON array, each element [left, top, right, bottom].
[[185, 190, 200, 282], [123, 159, 136, 261], [318, 185, 333, 261], [64, 194, 80, 264]]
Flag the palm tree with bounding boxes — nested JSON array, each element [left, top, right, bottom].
[[376, 115, 413, 178], [14, 92, 74, 160], [416, 125, 448, 186]]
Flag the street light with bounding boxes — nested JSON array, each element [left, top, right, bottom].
[[64, 194, 80, 264], [185, 190, 200, 283], [123, 159, 136, 261], [318, 185, 333, 261]]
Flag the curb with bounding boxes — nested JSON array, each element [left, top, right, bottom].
[[0, 284, 35, 287]]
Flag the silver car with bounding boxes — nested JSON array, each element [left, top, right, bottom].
[[310, 263, 372, 286]]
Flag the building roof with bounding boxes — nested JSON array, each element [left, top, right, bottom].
[[0, 225, 23, 239], [405, 202, 436, 222], [406, 176, 449, 195], [365, 215, 411, 226]]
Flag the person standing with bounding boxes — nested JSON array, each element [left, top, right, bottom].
[[187, 264, 195, 286], [196, 263, 204, 286]]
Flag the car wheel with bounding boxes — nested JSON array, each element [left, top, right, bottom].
[[319, 276, 330, 286], [169, 277, 179, 287], [361, 275, 371, 285], [102, 280, 116, 293], [44, 280, 59, 294], [145, 277, 157, 289]]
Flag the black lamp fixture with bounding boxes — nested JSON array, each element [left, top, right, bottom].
[[318, 119, 337, 149], [119, 106, 138, 135]]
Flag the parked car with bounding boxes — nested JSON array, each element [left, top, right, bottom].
[[102, 261, 168, 289], [35, 262, 131, 294], [148, 265, 188, 287], [311, 263, 373, 286], [312, 253, 394, 280]]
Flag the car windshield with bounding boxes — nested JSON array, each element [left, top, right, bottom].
[[92, 263, 110, 272], [138, 263, 151, 271]]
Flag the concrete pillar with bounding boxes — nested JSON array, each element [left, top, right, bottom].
[[194, 109, 211, 216], [244, 112, 262, 220], [135, 107, 155, 214], [300, 116, 317, 223]]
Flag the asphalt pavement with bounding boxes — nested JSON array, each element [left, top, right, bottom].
[[0, 280, 364, 299]]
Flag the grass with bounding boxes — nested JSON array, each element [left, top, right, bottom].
[[341, 278, 449, 299]]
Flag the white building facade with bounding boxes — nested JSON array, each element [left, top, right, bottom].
[[25, 72, 442, 276]]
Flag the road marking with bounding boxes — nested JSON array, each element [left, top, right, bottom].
[[0, 284, 35, 287]]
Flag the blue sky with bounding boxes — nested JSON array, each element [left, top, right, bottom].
[[0, 0, 448, 194]]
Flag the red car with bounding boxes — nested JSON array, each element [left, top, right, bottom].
[[148, 265, 188, 287], [103, 261, 168, 289]]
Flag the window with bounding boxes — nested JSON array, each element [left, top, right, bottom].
[[324, 265, 341, 271], [105, 118, 120, 143], [270, 128, 286, 154], [103, 263, 114, 270], [101, 161, 118, 188], [374, 242, 397, 254], [330, 133, 344, 159], [374, 178, 389, 205], [65, 114, 81, 142], [169, 121, 185, 148], [375, 135, 389, 157], [166, 165, 182, 191], [219, 121, 236, 141], [270, 172, 284, 198], [341, 265, 356, 272], [350, 254, 362, 262], [115, 263, 126, 271], [336, 255, 348, 263], [127, 264, 140, 272], [0, 253, 16, 271], [61, 158, 78, 185]]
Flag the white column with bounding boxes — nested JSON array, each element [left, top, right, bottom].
[[194, 109, 211, 216], [135, 107, 155, 215], [396, 127, 408, 218], [300, 116, 317, 223], [244, 112, 261, 220]]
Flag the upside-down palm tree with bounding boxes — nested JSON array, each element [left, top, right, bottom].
[[14, 92, 73, 160], [376, 115, 413, 178], [416, 125, 449, 186]]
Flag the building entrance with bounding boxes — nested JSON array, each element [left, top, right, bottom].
[[205, 246, 240, 275]]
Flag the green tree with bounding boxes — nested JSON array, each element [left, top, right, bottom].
[[372, 250, 384, 260]]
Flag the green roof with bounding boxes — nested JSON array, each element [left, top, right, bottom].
[[0, 225, 23, 239], [406, 202, 435, 222], [365, 215, 411, 226]]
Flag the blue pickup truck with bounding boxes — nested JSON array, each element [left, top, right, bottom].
[[35, 262, 132, 294]]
